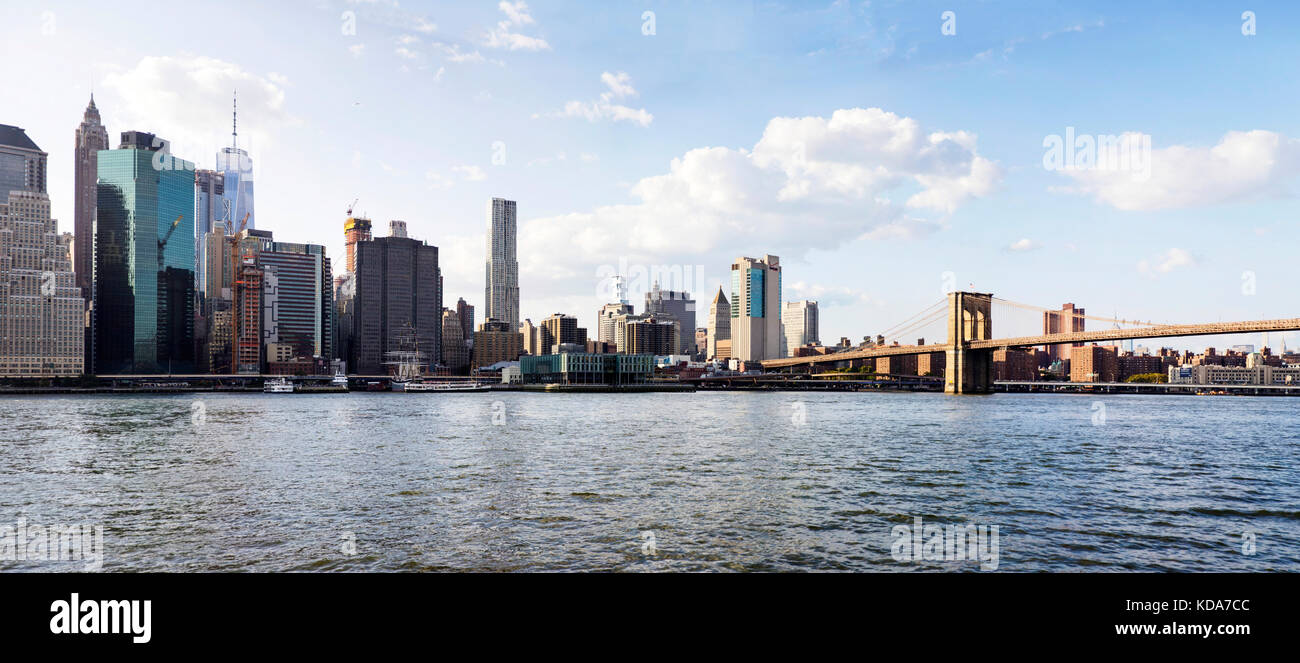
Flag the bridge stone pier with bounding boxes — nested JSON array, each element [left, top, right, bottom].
[[944, 291, 993, 394]]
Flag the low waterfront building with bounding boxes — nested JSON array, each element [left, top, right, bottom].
[[1168, 364, 1300, 386], [520, 352, 653, 385]]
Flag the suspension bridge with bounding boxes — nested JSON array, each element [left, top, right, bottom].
[[761, 292, 1300, 394]]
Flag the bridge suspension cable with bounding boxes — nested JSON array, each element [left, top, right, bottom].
[[990, 297, 1170, 328], [879, 299, 947, 339]]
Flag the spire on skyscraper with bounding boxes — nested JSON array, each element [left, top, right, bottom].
[[231, 90, 238, 149]]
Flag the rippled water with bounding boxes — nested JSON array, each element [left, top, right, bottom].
[[1, 391, 1297, 572]]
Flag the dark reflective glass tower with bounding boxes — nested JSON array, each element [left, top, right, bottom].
[[94, 131, 196, 374]]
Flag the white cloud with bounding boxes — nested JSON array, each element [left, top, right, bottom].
[[453, 165, 487, 181], [101, 56, 291, 166], [425, 171, 454, 189], [348, 43, 366, 58], [413, 18, 437, 34], [1056, 130, 1300, 210], [397, 34, 420, 45], [785, 281, 882, 308], [1008, 238, 1041, 251], [485, 1, 550, 51], [1137, 248, 1196, 277], [514, 107, 998, 306], [541, 71, 653, 127], [395, 47, 418, 60]]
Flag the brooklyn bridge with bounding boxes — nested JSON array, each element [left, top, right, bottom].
[[761, 292, 1300, 394]]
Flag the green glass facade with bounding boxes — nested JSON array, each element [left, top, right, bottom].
[[520, 353, 653, 385], [94, 144, 195, 374]]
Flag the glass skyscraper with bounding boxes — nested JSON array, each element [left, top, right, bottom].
[[94, 131, 196, 374]]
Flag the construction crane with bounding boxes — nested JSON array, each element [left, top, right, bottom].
[[234, 211, 250, 235], [157, 214, 184, 269], [346, 198, 358, 217]]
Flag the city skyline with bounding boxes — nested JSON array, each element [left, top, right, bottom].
[[3, 1, 1299, 353]]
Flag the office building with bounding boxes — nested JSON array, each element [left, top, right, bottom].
[[644, 282, 695, 354], [0, 124, 47, 201], [94, 131, 196, 374], [485, 197, 519, 329], [598, 302, 633, 349], [73, 97, 109, 371], [539, 313, 587, 354], [345, 230, 441, 374], [707, 287, 730, 360], [623, 316, 679, 356], [781, 300, 819, 358], [729, 255, 781, 361], [441, 308, 469, 373], [344, 214, 371, 273], [216, 93, 254, 231], [695, 328, 707, 355], [456, 297, 474, 346], [260, 239, 333, 361]]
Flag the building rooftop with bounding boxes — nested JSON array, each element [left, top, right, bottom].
[[0, 124, 42, 152]]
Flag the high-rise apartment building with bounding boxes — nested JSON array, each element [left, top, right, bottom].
[[1043, 303, 1086, 365], [94, 131, 196, 374], [644, 282, 695, 355], [344, 214, 371, 273], [707, 287, 730, 360], [485, 197, 519, 330], [729, 255, 781, 361], [781, 300, 819, 357], [623, 316, 679, 356], [1070, 344, 1117, 383], [0, 134, 84, 377]]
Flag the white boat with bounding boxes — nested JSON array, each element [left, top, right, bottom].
[[331, 371, 348, 388], [392, 379, 490, 392], [263, 377, 294, 393]]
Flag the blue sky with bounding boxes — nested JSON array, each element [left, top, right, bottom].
[[5, 0, 1299, 351]]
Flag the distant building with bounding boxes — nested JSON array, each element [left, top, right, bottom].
[[539, 313, 587, 354], [345, 232, 441, 374], [94, 131, 196, 374], [1044, 303, 1085, 365], [343, 214, 371, 273], [918, 351, 947, 378], [456, 297, 475, 346], [441, 308, 469, 373], [73, 98, 109, 371], [519, 317, 538, 356], [0, 186, 83, 376], [520, 352, 653, 385], [623, 316, 679, 356], [993, 348, 1035, 381], [1070, 344, 1117, 383], [597, 302, 633, 349], [730, 255, 781, 361], [216, 93, 254, 231], [485, 197, 519, 329], [695, 327, 708, 356], [644, 282, 695, 355], [706, 287, 730, 360], [474, 318, 522, 369], [1169, 364, 1300, 386], [781, 300, 819, 358]]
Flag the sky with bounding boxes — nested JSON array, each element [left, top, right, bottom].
[[4, 0, 1299, 352]]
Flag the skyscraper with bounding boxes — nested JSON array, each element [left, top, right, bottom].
[[346, 231, 441, 374], [644, 282, 695, 355], [441, 308, 469, 373], [729, 255, 781, 362], [73, 96, 108, 315], [485, 197, 519, 330], [0, 124, 83, 376], [94, 131, 196, 374], [598, 302, 633, 349], [456, 297, 475, 344], [193, 169, 225, 300], [781, 300, 819, 357], [707, 287, 730, 360], [216, 92, 254, 231]]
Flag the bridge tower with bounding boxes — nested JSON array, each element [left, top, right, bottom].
[[944, 291, 993, 394]]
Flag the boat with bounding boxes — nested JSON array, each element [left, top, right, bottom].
[[263, 377, 295, 393], [331, 371, 349, 388]]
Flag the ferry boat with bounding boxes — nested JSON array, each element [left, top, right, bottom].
[[331, 371, 349, 389], [263, 377, 295, 393]]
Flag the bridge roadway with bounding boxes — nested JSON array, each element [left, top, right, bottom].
[[762, 317, 1300, 369]]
